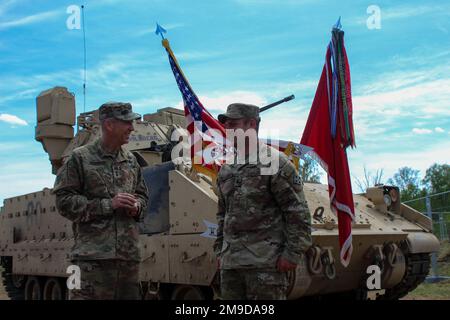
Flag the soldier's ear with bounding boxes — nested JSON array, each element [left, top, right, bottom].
[[102, 118, 114, 132]]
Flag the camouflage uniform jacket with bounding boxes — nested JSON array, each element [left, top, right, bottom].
[[214, 144, 312, 269], [53, 138, 148, 261]]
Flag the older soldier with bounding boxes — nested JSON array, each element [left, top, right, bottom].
[[213, 103, 312, 300], [53, 102, 149, 300]]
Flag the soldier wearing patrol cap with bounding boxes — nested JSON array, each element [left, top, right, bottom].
[[53, 102, 149, 300], [214, 103, 312, 300]]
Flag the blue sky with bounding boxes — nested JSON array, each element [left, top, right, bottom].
[[0, 0, 449, 203]]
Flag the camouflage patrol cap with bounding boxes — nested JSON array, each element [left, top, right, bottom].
[[99, 102, 141, 121], [218, 103, 260, 123]]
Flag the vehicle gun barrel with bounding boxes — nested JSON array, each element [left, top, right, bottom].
[[260, 94, 295, 113]]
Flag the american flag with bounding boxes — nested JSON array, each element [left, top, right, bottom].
[[163, 40, 228, 177]]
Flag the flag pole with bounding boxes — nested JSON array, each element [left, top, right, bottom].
[[155, 23, 196, 94], [161, 39, 198, 99], [155, 24, 221, 181]]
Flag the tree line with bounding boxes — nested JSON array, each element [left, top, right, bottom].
[[355, 163, 449, 201], [300, 158, 449, 209]]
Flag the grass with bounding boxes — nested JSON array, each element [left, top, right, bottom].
[[0, 266, 8, 300], [405, 279, 450, 300], [437, 241, 450, 262]]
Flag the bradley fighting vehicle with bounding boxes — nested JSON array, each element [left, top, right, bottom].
[[0, 87, 440, 300]]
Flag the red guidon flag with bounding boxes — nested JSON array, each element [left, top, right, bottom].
[[300, 25, 356, 267]]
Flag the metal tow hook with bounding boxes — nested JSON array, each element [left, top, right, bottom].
[[306, 246, 323, 275], [142, 252, 156, 263], [321, 248, 336, 280], [147, 281, 160, 296], [366, 245, 385, 273], [40, 253, 52, 261], [313, 206, 325, 222], [384, 243, 398, 268], [17, 254, 28, 261]]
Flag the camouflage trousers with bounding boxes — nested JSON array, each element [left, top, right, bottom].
[[220, 268, 288, 300], [69, 259, 141, 300]]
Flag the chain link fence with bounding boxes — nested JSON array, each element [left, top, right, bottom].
[[403, 191, 450, 241], [404, 191, 450, 280]]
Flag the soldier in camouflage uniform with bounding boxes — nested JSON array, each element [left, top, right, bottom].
[[53, 102, 149, 300], [214, 103, 312, 300]]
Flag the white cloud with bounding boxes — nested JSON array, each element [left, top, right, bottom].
[[0, 158, 54, 205], [0, 0, 18, 17], [388, 50, 450, 69], [176, 51, 222, 61], [412, 128, 432, 134], [353, 4, 450, 25], [131, 97, 172, 113], [0, 141, 37, 153], [0, 10, 61, 30], [259, 110, 306, 141], [350, 140, 450, 190], [354, 78, 450, 116], [0, 113, 28, 126], [351, 66, 450, 142], [83, 51, 167, 92], [258, 80, 317, 102], [0, 50, 171, 120], [176, 91, 267, 113], [87, 60, 129, 89], [435, 127, 445, 133], [0, 143, 17, 152], [0, 88, 40, 104], [436, 24, 449, 34], [173, 90, 308, 141], [382, 5, 446, 20]]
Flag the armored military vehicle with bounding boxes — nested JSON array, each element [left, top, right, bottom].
[[0, 87, 440, 300]]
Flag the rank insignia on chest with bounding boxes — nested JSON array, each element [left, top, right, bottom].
[[113, 164, 121, 179], [234, 176, 242, 187]]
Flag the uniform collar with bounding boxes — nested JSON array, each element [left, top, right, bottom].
[[234, 142, 269, 165], [94, 138, 128, 162]]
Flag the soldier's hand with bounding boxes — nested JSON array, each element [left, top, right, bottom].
[[126, 202, 140, 218], [276, 257, 297, 272], [112, 193, 137, 210]]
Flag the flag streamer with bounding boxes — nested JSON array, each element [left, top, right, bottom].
[[301, 24, 355, 267]]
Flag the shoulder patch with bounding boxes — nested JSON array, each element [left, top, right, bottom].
[[293, 174, 302, 185]]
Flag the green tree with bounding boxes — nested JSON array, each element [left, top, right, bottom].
[[387, 167, 426, 202], [422, 163, 450, 194], [300, 155, 322, 183], [422, 164, 450, 224]]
